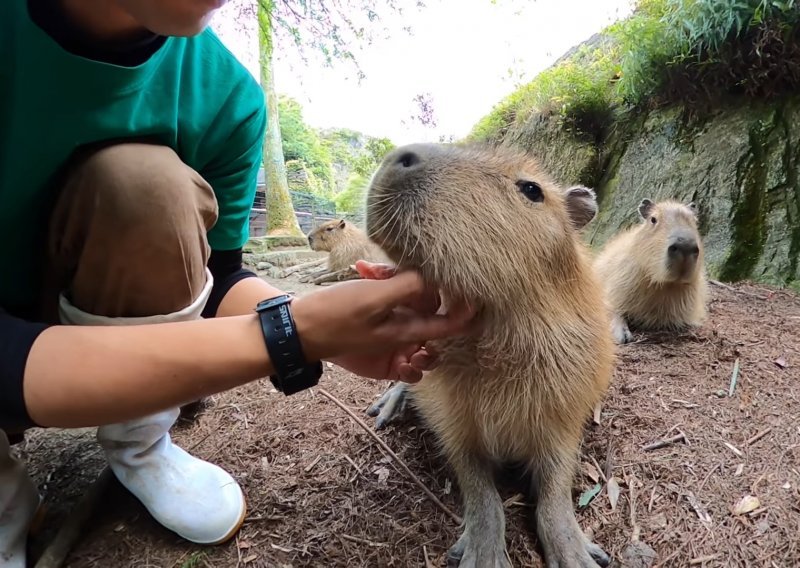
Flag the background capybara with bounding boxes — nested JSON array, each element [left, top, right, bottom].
[[364, 142, 615, 568], [592, 198, 708, 344], [307, 218, 389, 273]]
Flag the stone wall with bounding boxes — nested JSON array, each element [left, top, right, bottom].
[[499, 98, 800, 289]]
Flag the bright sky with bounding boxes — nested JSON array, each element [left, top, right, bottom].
[[210, 0, 635, 145]]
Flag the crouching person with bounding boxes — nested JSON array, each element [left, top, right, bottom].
[[0, 0, 475, 565]]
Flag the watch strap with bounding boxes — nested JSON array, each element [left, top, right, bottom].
[[255, 295, 322, 395]]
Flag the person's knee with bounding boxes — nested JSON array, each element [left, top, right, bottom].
[[49, 143, 220, 318], [74, 143, 219, 240]]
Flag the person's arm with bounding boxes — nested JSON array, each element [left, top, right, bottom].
[[202, 247, 286, 318], [13, 271, 473, 431], [23, 312, 273, 429]]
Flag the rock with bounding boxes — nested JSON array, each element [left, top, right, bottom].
[[619, 541, 658, 568], [266, 266, 284, 279], [256, 261, 274, 271]]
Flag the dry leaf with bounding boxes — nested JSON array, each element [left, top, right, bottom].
[[733, 495, 760, 515], [774, 357, 788, 369], [649, 512, 667, 529], [734, 464, 744, 476], [582, 462, 601, 483], [238, 540, 252, 549], [607, 477, 621, 511], [373, 466, 390, 483]]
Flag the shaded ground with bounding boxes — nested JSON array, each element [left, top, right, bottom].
[[16, 272, 800, 568]]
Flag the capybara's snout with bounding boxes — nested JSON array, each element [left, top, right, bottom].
[[667, 231, 700, 261]]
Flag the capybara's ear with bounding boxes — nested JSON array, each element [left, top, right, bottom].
[[338, 219, 346, 229], [638, 198, 655, 219], [687, 201, 697, 215], [564, 185, 597, 230]]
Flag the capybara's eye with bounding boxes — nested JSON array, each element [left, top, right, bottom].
[[650, 216, 657, 225], [516, 180, 544, 203]]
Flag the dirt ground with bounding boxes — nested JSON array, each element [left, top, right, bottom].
[[16, 269, 800, 568]]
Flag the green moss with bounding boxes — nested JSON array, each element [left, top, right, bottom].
[[787, 132, 800, 284], [718, 115, 775, 281]]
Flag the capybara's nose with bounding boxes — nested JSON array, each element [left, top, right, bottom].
[[307, 235, 314, 246], [386, 143, 441, 172], [668, 237, 699, 258], [395, 151, 421, 168]]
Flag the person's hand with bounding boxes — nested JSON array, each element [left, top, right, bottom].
[[289, 262, 474, 381], [327, 261, 441, 382]]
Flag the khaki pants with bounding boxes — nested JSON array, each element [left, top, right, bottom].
[[43, 142, 219, 320], [7, 142, 220, 445]]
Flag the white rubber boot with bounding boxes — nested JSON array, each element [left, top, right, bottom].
[[0, 431, 43, 567], [57, 269, 247, 545]]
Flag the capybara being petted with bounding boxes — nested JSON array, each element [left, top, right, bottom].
[[593, 198, 708, 344], [364, 143, 615, 567]]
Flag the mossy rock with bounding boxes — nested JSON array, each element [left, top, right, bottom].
[[500, 97, 800, 289]]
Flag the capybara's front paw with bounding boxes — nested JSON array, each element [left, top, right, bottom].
[[446, 532, 510, 568], [365, 382, 410, 430]]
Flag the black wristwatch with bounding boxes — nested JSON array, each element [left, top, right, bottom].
[[255, 294, 323, 395]]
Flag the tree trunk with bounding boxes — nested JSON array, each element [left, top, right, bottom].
[[258, 3, 303, 238]]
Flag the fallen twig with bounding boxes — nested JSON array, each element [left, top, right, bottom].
[[318, 387, 462, 525], [625, 470, 641, 542], [728, 358, 740, 397], [709, 279, 735, 291], [423, 545, 436, 568], [709, 280, 768, 300], [304, 454, 322, 473], [312, 266, 361, 285], [642, 432, 686, 452], [33, 466, 115, 568], [281, 257, 326, 277], [340, 534, 387, 547], [689, 553, 721, 565], [298, 266, 331, 283], [747, 428, 772, 446], [724, 441, 744, 457]]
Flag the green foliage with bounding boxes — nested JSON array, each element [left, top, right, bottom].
[[353, 137, 396, 177], [274, 96, 395, 203], [470, 0, 800, 141], [470, 36, 624, 139], [334, 172, 371, 214], [278, 96, 334, 194]]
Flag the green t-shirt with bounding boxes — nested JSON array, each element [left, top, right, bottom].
[[0, 0, 267, 316]]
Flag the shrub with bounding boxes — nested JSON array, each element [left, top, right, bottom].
[[469, 0, 800, 141]]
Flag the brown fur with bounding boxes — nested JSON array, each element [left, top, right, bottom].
[[307, 218, 389, 272], [593, 199, 708, 344], [365, 143, 616, 567]]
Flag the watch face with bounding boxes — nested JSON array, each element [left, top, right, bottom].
[[257, 294, 291, 311]]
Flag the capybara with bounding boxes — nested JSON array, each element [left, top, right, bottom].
[[592, 198, 708, 344], [364, 143, 615, 568], [307, 218, 389, 272]]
